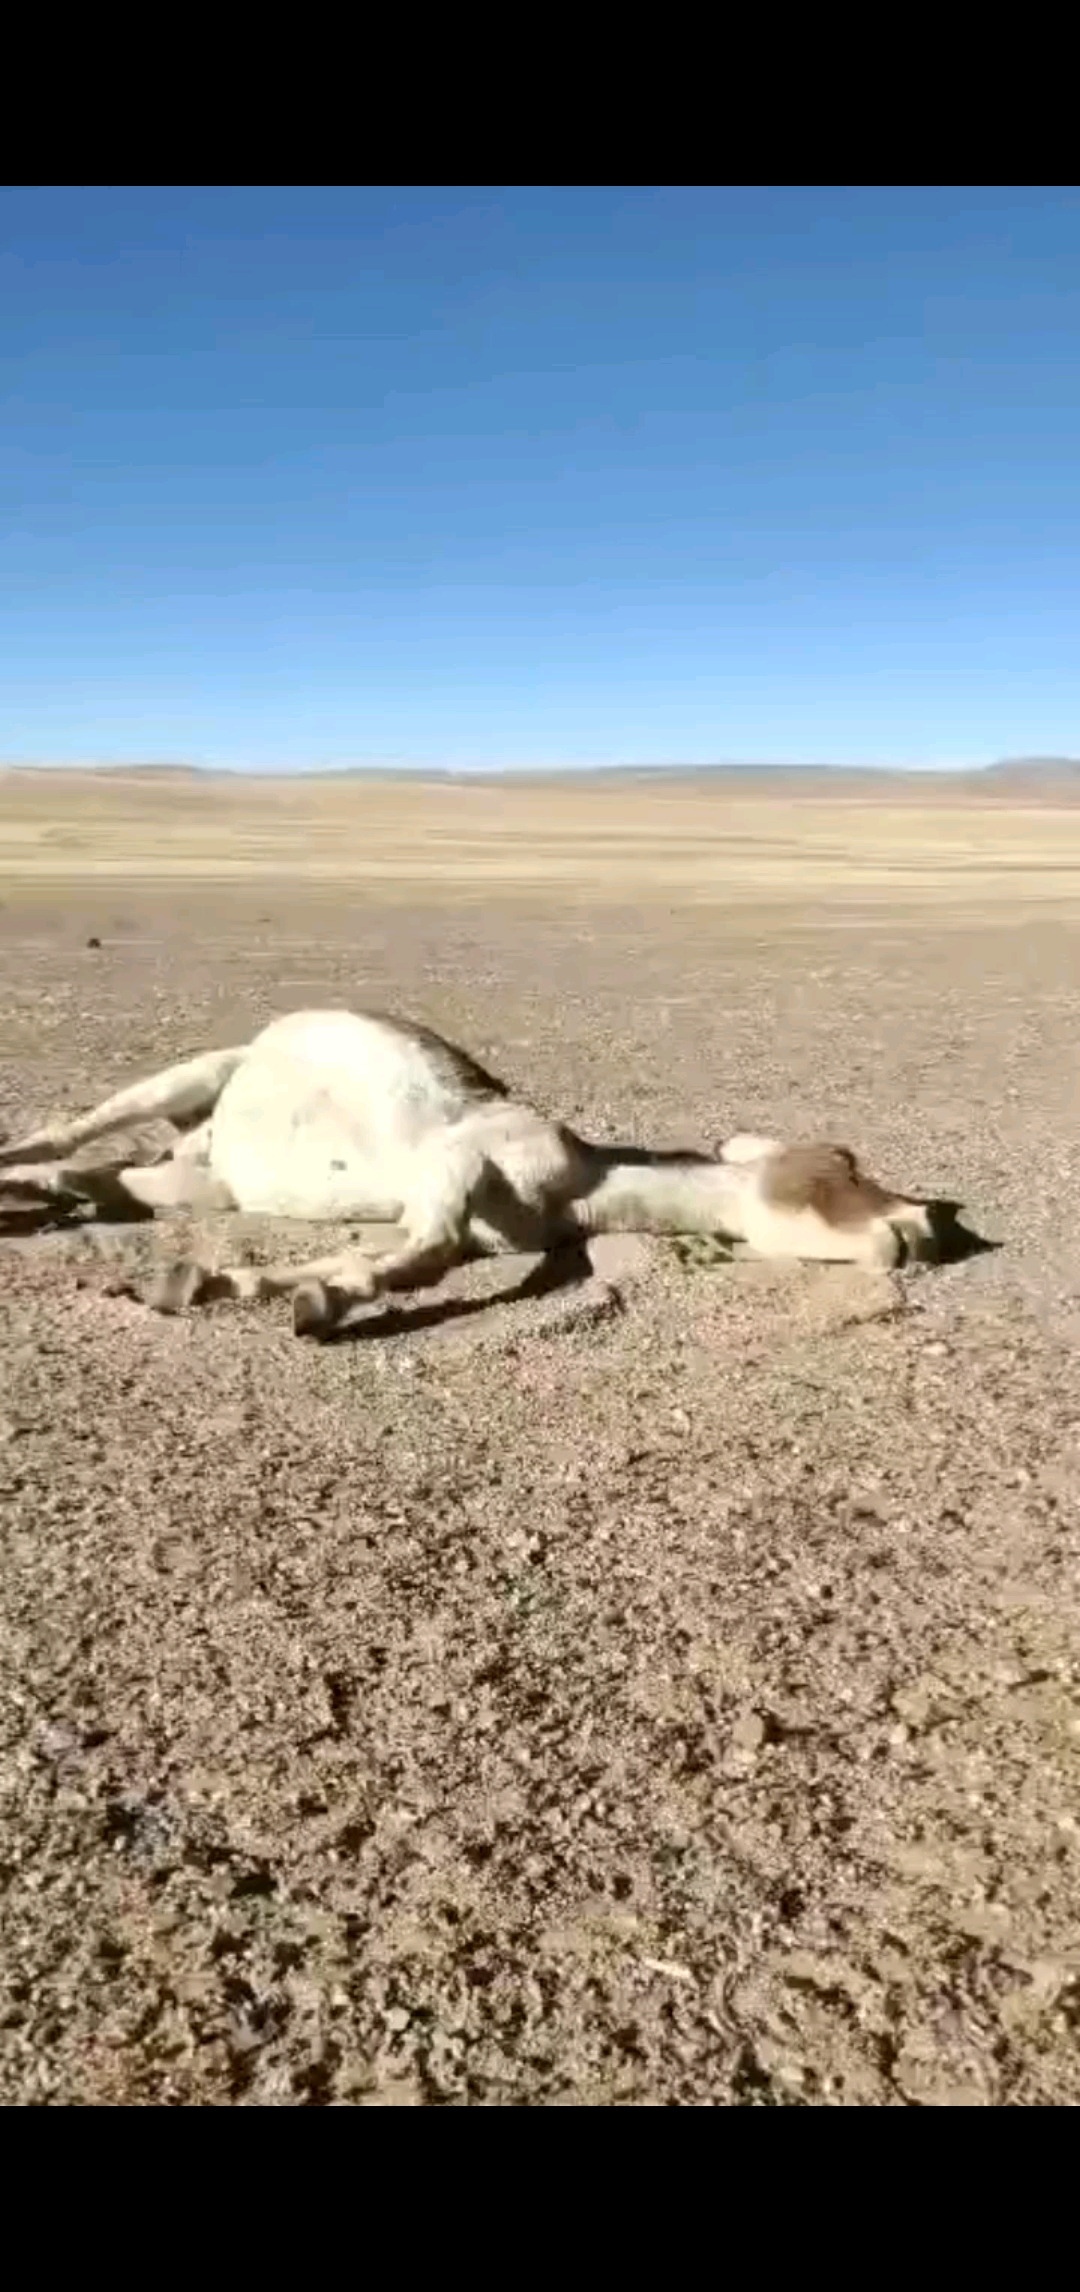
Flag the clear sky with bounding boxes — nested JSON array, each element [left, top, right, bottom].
[[3, 185, 1079, 772]]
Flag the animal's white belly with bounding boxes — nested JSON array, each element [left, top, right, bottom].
[[207, 1012, 440, 1219]]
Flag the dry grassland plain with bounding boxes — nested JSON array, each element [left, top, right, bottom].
[[4, 765, 1080, 907], [3, 768, 1080, 2106]]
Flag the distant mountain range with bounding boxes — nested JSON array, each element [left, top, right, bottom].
[[3, 756, 1079, 784], [981, 757, 1080, 779]]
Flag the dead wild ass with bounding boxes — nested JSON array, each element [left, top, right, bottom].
[[0, 1006, 954, 1337]]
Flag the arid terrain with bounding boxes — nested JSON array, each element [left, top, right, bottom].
[[3, 770, 1080, 2105]]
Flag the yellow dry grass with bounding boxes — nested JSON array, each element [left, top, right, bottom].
[[3, 769, 1080, 913]]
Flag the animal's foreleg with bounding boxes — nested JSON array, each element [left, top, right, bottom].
[[147, 1246, 357, 1315], [291, 1135, 489, 1335]]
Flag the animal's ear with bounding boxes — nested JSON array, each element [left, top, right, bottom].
[[800, 1140, 861, 1176]]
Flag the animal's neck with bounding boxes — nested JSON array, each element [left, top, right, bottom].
[[572, 1142, 743, 1237]]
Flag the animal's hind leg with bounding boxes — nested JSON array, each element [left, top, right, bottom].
[[0, 1045, 246, 1168], [115, 1162, 235, 1213], [0, 1153, 235, 1217]]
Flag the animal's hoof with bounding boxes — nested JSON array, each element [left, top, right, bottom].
[[147, 1258, 209, 1314], [293, 1279, 336, 1339]]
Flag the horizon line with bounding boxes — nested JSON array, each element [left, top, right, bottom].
[[3, 756, 1080, 781]]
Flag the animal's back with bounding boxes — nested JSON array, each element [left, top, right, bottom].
[[208, 1007, 509, 1217]]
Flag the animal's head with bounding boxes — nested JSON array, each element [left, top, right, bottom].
[[718, 1135, 996, 1267]]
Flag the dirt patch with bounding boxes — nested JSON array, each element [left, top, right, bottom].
[[2, 853, 1080, 2104]]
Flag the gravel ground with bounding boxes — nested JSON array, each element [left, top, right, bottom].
[[2, 885, 1080, 2105]]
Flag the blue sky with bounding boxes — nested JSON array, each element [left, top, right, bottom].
[[2, 185, 1079, 772]]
